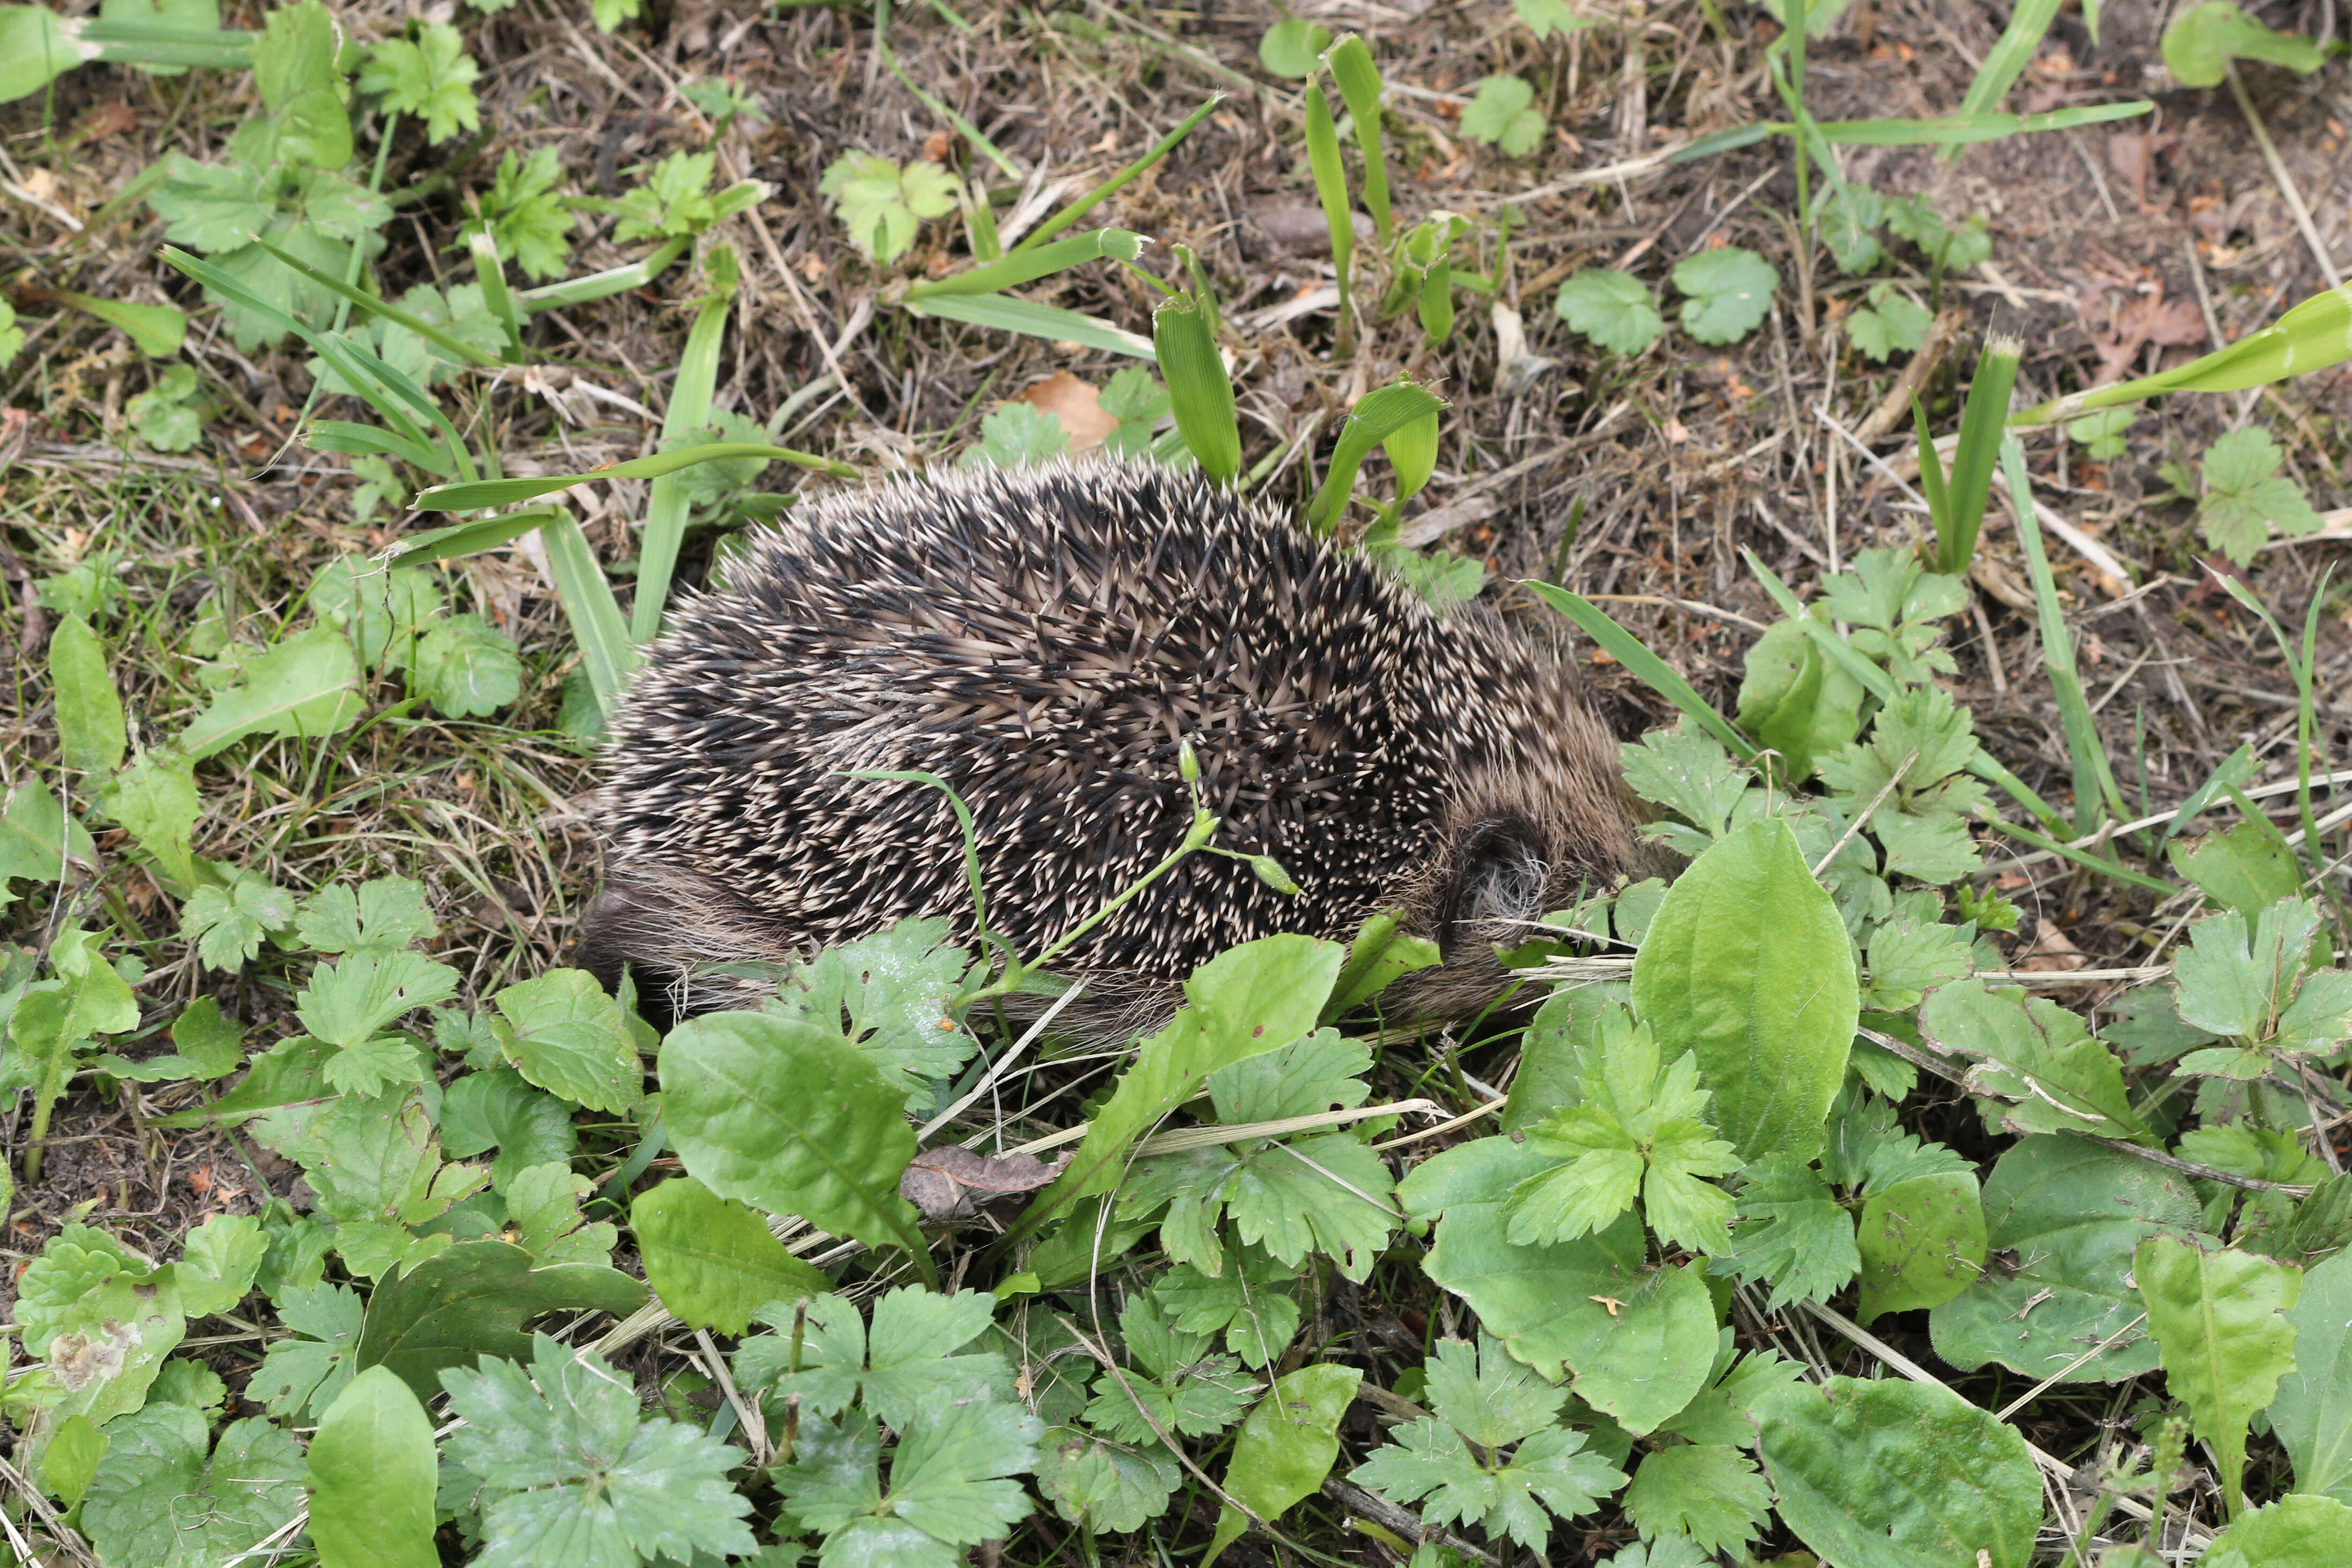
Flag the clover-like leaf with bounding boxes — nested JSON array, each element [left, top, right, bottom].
[[820, 151, 960, 264], [1460, 75, 1547, 156]]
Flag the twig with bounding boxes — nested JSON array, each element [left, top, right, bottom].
[[1320, 1476, 1502, 1565], [2225, 64, 2343, 288]]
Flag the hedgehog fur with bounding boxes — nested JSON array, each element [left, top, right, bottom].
[[579, 458, 1648, 1037]]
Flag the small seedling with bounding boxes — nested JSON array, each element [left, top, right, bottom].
[[1461, 75, 1547, 157], [1673, 248, 1780, 345], [1555, 268, 1663, 355]]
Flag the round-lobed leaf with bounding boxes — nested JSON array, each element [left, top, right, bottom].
[[659, 1009, 922, 1253], [1754, 1376, 2042, 1568], [1671, 247, 1780, 346], [1631, 816, 1855, 1162], [1257, 18, 1331, 77], [1555, 268, 1663, 355]]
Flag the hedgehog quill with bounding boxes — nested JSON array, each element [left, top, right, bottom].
[[581, 459, 1649, 1036]]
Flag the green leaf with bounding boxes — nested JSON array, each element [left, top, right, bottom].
[[170, 1212, 265, 1317], [1672, 248, 1779, 345], [40, 1412, 104, 1506], [443, 1334, 756, 1567], [2169, 817, 2303, 916], [252, 1280, 363, 1418], [1848, 286, 1934, 363], [49, 614, 126, 773], [1622, 1443, 1769, 1553], [81, 1407, 305, 1568], [1350, 1374, 1625, 1556], [178, 624, 364, 758], [1554, 268, 1663, 355], [962, 400, 1070, 469], [1854, 1170, 1986, 1322], [632, 1175, 831, 1336], [1256, 17, 1330, 76], [1657, 1338, 1804, 1447], [359, 21, 479, 143], [2162, 0, 2325, 87], [480, 147, 573, 281], [2205, 1494, 2352, 1568], [1152, 1248, 1305, 1370], [1514, 0, 1593, 38], [1081, 1293, 1257, 1444], [412, 612, 522, 716], [738, 1286, 1009, 1430], [2199, 427, 2324, 563], [103, 746, 200, 888], [774, 1398, 1040, 1561], [439, 1067, 577, 1192], [491, 968, 641, 1113], [298, 949, 460, 1088], [1206, 1363, 1363, 1565], [1922, 978, 2148, 1138], [2270, 1247, 2352, 1502], [1816, 182, 1886, 273], [1031, 935, 1342, 1222], [308, 1365, 438, 1568], [0, 775, 95, 909], [1734, 618, 1865, 785], [503, 1162, 616, 1266], [1631, 816, 1856, 1161], [820, 151, 960, 264], [1754, 1376, 2042, 1568], [178, 869, 296, 972], [768, 917, 979, 1110], [2067, 406, 2136, 459], [1460, 74, 1546, 156], [1931, 1136, 2201, 1380], [0, 6, 87, 106], [298, 873, 438, 954], [658, 1009, 920, 1255], [355, 1239, 647, 1404], [1036, 1427, 1182, 1533], [1730, 1152, 1860, 1309], [2137, 1235, 2301, 1513]]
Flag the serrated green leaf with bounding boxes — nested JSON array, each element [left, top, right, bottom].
[[1923, 978, 2147, 1138], [1460, 75, 1547, 156], [178, 869, 297, 972], [443, 1334, 755, 1568], [309, 1365, 439, 1568], [1152, 1248, 1305, 1369], [297, 874, 438, 954], [1036, 1425, 1182, 1533], [1622, 1443, 1768, 1552], [440, 1067, 577, 1192], [2169, 818, 2303, 916], [1082, 1293, 1257, 1445], [739, 1286, 1009, 1430], [503, 1161, 615, 1266], [81, 1407, 305, 1568], [359, 22, 480, 144], [1755, 1376, 2042, 1568], [2204, 1493, 2352, 1568], [103, 746, 200, 888], [820, 151, 959, 264], [1555, 268, 1663, 355], [253, 1280, 363, 1418], [767, 917, 977, 1111], [2137, 1235, 2301, 1514], [493, 968, 641, 1113], [413, 612, 523, 716], [0, 775, 96, 910], [1729, 1152, 1860, 1309], [633, 1176, 831, 1336]]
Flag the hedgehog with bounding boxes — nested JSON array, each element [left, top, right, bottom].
[[578, 458, 1651, 1039]]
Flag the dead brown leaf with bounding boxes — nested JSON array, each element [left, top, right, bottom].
[[2020, 923, 2089, 973], [1015, 370, 1119, 450], [899, 1146, 1069, 1224]]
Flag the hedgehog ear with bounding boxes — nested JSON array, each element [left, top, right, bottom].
[[1435, 817, 1550, 961]]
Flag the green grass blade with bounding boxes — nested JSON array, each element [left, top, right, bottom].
[[1986, 817, 2177, 895], [1744, 549, 1898, 702], [1935, 334, 2021, 574], [1305, 383, 1446, 534], [1326, 36, 1391, 247], [1152, 292, 1240, 483], [907, 229, 1146, 300], [2003, 434, 2125, 831], [466, 229, 524, 355], [1912, 395, 1952, 541], [250, 235, 506, 368], [1525, 582, 1758, 760], [902, 292, 1154, 357], [540, 514, 638, 716], [514, 237, 690, 313], [1010, 93, 1223, 256], [1304, 83, 1354, 328], [2013, 278, 2352, 424], [307, 421, 452, 476], [1816, 100, 2150, 145], [633, 266, 734, 644], [2166, 744, 2259, 838], [386, 507, 566, 564], [1669, 123, 1782, 162], [414, 443, 855, 511], [1957, 0, 2062, 118]]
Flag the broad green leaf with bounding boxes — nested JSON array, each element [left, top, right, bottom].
[[102, 747, 200, 887], [1632, 816, 1856, 1161], [492, 967, 641, 1113], [1080, 1293, 1256, 1444], [2162, 0, 2325, 86], [773, 1398, 1039, 1562], [170, 1212, 265, 1317], [413, 613, 523, 716], [632, 1176, 831, 1336], [2270, 1249, 2352, 1503], [0, 775, 97, 909], [1152, 1248, 1305, 1369], [354, 1239, 646, 1403], [1921, 978, 2147, 1138], [1734, 617, 1865, 783], [308, 1365, 438, 1568], [1854, 1170, 1985, 1322], [962, 401, 1069, 469], [2169, 817, 2302, 915], [1032, 935, 1342, 1220], [1256, 17, 1330, 76], [1555, 268, 1662, 355], [1460, 74, 1545, 156], [178, 869, 297, 971], [1672, 248, 1779, 345], [438, 1067, 576, 1191], [49, 614, 125, 773], [297, 874, 437, 954], [1035, 1427, 1182, 1533], [1755, 1377, 2042, 1568], [443, 1334, 756, 1567], [2136, 1235, 2301, 1514], [503, 1162, 616, 1266], [179, 624, 364, 758], [1205, 1363, 1363, 1565], [1350, 1417, 1623, 1556], [1622, 1443, 1769, 1553], [80, 1407, 305, 1568], [0, 5, 87, 104], [658, 1009, 920, 1253], [2205, 1494, 2352, 1568], [1931, 1136, 2202, 1380]]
